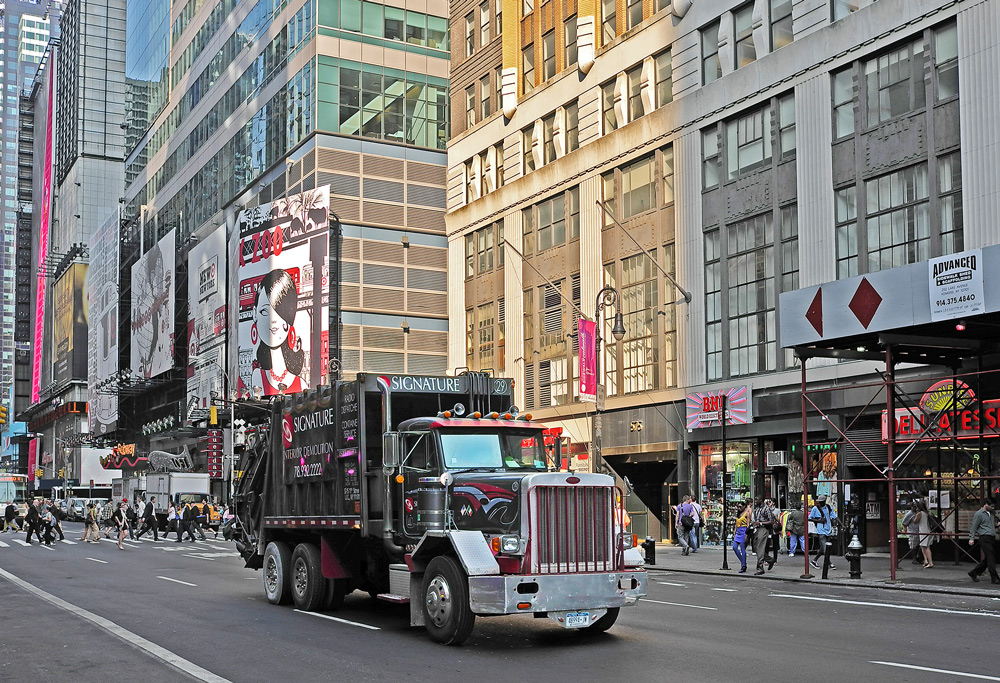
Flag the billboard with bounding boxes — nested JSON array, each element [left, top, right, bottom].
[[188, 225, 227, 409], [53, 263, 89, 383], [230, 187, 330, 397], [131, 229, 176, 378], [88, 209, 120, 435]]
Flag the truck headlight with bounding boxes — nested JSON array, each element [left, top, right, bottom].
[[500, 535, 520, 553]]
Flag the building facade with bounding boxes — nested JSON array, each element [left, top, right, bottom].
[[446, 0, 997, 542], [109, 0, 452, 494]]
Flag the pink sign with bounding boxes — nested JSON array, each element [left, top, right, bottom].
[[579, 318, 597, 402], [32, 59, 55, 405]]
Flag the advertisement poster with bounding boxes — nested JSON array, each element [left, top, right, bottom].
[[230, 187, 330, 396], [131, 229, 176, 379], [88, 210, 120, 435], [578, 318, 596, 403], [281, 401, 337, 484], [685, 386, 754, 428], [928, 248, 984, 322], [53, 263, 89, 383], [188, 225, 227, 409]]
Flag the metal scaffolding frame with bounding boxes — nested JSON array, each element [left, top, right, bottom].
[[796, 335, 1000, 581]]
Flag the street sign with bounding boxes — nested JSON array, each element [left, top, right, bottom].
[[596, 385, 606, 412]]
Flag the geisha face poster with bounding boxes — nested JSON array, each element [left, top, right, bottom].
[[230, 186, 330, 397]]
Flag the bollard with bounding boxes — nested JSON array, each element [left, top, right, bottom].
[[845, 534, 863, 579], [641, 536, 656, 565]]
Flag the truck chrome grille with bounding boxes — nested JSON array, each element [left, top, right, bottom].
[[528, 486, 619, 574]]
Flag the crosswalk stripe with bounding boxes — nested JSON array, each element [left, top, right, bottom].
[[0, 540, 9, 548], [13, 539, 31, 547], [60, 539, 77, 545]]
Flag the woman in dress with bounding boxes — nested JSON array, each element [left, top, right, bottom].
[[113, 501, 129, 550], [913, 500, 934, 568], [250, 269, 306, 396]]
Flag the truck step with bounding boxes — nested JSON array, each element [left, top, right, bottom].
[[375, 593, 410, 604]]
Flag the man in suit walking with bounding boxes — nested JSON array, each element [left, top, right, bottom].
[[135, 496, 159, 541]]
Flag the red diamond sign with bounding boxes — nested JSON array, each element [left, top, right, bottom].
[[805, 288, 823, 336], [849, 277, 882, 329]]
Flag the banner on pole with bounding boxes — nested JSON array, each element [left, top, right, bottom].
[[579, 318, 597, 403]]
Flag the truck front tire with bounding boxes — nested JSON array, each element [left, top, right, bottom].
[[263, 541, 293, 605], [422, 556, 475, 645], [291, 543, 325, 612]]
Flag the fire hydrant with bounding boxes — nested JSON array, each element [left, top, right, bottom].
[[845, 534, 863, 579], [641, 536, 656, 565]]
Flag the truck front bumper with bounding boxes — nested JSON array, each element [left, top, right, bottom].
[[467, 570, 647, 615]]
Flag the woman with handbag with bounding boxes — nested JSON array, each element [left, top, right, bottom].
[[732, 501, 751, 573]]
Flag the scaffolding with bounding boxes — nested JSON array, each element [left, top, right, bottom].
[[796, 333, 1000, 581]]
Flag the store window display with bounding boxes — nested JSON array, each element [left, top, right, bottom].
[[699, 442, 754, 546]]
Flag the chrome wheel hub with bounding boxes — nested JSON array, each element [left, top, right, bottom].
[[294, 558, 308, 596], [425, 575, 452, 627], [265, 556, 278, 594]]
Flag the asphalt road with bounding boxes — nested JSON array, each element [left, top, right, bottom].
[[2, 522, 1000, 682]]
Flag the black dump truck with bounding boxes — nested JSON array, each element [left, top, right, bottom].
[[234, 372, 646, 645]]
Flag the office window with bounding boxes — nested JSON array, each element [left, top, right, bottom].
[[934, 23, 958, 100], [702, 127, 720, 190], [734, 4, 756, 69], [727, 105, 772, 179], [568, 186, 580, 239], [627, 63, 643, 122], [542, 30, 556, 81], [661, 144, 674, 205], [702, 21, 722, 85], [466, 308, 475, 365], [536, 194, 566, 251], [835, 186, 859, 278], [495, 0, 502, 34], [938, 151, 963, 255], [832, 0, 860, 21], [655, 49, 672, 107], [465, 13, 474, 56], [523, 0, 533, 15], [476, 302, 496, 370], [543, 113, 556, 164], [602, 171, 616, 226], [832, 68, 855, 138], [480, 2, 490, 45], [465, 86, 475, 127], [778, 94, 795, 158], [495, 66, 503, 108], [522, 125, 536, 174], [864, 38, 925, 127], [602, 80, 617, 134], [727, 213, 776, 377], [477, 225, 495, 273], [779, 204, 799, 292], [770, 0, 793, 50], [480, 75, 491, 118], [705, 229, 722, 381], [495, 143, 505, 187], [565, 15, 578, 67], [565, 100, 579, 153], [627, 0, 642, 31], [522, 44, 535, 94], [865, 163, 930, 272], [602, 0, 616, 44], [622, 154, 654, 219], [620, 251, 658, 393], [522, 206, 535, 256]]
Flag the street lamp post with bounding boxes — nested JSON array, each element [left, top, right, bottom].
[[719, 394, 730, 571], [592, 286, 626, 472], [205, 359, 236, 503]]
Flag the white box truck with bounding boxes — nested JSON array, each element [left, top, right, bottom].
[[146, 472, 215, 530]]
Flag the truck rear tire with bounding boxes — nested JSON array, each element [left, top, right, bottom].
[[585, 607, 620, 633], [422, 556, 475, 645], [291, 543, 325, 612], [263, 541, 293, 605], [323, 578, 349, 611]]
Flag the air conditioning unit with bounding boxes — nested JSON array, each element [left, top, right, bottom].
[[766, 450, 789, 467]]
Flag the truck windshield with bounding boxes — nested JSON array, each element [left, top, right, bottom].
[[439, 431, 548, 471]]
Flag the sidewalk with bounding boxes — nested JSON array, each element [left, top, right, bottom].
[[645, 543, 1000, 598]]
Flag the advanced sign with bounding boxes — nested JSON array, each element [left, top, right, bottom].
[[929, 248, 985, 321]]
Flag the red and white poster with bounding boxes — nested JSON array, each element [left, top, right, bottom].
[[579, 318, 597, 403], [230, 187, 331, 397]]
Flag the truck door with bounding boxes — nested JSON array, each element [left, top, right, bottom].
[[398, 432, 437, 540]]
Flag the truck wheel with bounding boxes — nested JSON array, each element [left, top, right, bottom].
[[263, 541, 293, 605], [422, 556, 475, 645], [323, 578, 349, 611], [291, 544, 325, 612], [585, 607, 620, 633]]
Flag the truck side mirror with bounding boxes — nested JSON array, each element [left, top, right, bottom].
[[383, 432, 400, 469]]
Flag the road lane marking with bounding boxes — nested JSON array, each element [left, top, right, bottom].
[[60, 539, 77, 544], [656, 581, 686, 587], [639, 599, 717, 611], [0, 540, 8, 548], [14, 539, 31, 547], [86, 558, 108, 564], [40, 544, 54, 550], [711, 588, 738, 592], [870, 661, 1000, 680], [772, 594, 1000, 618], [244, 576, 257, 580], [294, 609, 381, 630], [157, 576, 197, 587], [0, 567, 231, 683]]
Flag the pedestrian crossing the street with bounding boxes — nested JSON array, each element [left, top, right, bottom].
[[0, 529, 236, 560]]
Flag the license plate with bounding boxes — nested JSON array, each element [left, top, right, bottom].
[[564, 612, 590, 628]]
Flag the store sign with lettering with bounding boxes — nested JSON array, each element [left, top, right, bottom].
[[928, 248, 984, 321], [684, 386, 753, 428], [880, 380, 995, 442]]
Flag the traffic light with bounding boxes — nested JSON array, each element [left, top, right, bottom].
[[58, 468, 64, 478], [0, 404, 7, 425], [35, 468, 43, 478], [210, 405, 218, 426]]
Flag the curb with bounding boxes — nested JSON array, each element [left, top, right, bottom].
[[645, 565, 1000, 599]]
